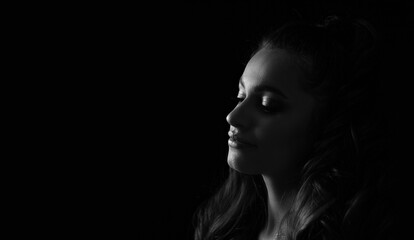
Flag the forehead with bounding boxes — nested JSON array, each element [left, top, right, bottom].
[[241, 48, 307, 93]]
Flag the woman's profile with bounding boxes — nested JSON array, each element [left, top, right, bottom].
[[192, 15, 393, 240]]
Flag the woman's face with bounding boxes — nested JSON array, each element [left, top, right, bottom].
[[226, 48, 318, 179]]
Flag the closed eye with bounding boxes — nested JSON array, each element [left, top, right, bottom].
[[259, 97, 283, 114]]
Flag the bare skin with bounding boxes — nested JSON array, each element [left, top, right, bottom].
[[226, 48, 318, 240]]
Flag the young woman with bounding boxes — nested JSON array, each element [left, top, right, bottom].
[[193, 16, 393, 240]]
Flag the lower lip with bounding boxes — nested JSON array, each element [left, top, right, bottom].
[[228, 138, 256, 149]]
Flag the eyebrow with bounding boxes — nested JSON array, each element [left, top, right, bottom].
[[239, 78, 288, 99]]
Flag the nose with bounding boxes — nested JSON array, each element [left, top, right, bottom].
[[226, 100, 251, 130]]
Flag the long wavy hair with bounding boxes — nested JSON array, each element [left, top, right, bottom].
[[193, 16, 392, 240]]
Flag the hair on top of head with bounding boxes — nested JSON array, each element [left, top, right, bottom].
[[257, 15, 380, 99], [319, 15, 378, 69], [261, 15, 378, 57]]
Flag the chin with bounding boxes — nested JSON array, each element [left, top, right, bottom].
[[227, 153, 261, 175]]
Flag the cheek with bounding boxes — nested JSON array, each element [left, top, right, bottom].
[[257, 117, 315, 168]]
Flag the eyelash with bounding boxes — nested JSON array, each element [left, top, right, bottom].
[[261, 103, 279, 114]]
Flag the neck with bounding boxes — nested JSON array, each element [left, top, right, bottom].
[[260, 174, 297, 239]]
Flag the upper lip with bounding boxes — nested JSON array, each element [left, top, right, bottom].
[[228, 131, 256, 146]]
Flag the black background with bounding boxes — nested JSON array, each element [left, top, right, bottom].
[[132, 1, 412, 239], [100, 0, 412, 239], [20, 0, 413, 239]]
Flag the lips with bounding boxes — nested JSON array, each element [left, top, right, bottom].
[[228, 131, 257, 149]]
